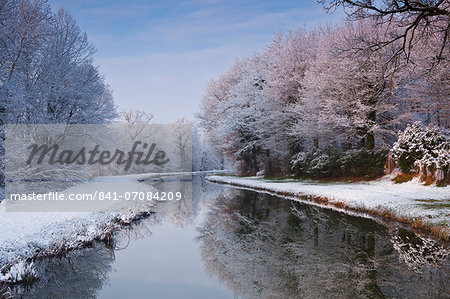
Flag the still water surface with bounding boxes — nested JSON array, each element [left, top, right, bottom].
[[15, 176, 450, 298]]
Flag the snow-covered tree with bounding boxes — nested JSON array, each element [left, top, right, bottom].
[[0, 0, 118, 191], [121, 109, 154, 140], [320, 0, 450, 69], [192, 126, 224, 171], [199, 14, 448, 179], [404, 32, 450, 128], [0, 1, 117, 126], [199, 29, 320, 176], [171, 117, 193, 172], [303, 21, 408, 152], [264, 29, 319, 104], [199, 59, 246, 152]]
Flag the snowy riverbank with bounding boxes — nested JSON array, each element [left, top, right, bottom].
[[206, 175, 450, 238], [0, 180, 156, 283]]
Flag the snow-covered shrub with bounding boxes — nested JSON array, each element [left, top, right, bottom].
[[338, 149, 364, 175], [392, 122, 449, 185], [414, 143, 449, 185], [291, 149, 386, 178], [0, 261, 37, 284], [256, 169, 265, 177], [290, 152, 310, 174], [309, 154, 334, 177], [338, 149, 387, 178], [290, 150, 337, 178]]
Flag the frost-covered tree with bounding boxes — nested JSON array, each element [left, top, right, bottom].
[[215, 55, 293, 175], [265, 29, 319, 103], [0, 0, 118, 190], [192, 126, 225, 171], [320, 0, 450, 68], [171, 117, 193, 171], [303, 21, 409, 151], [0, 1, 117, 125], [199, 60, 246, 151], [199, 30, 320, 176], [0, 0, 52, 124], [199, 11, 448, 179], [121, 109, 154, 140], [404, 33, 450, 128], [216, 55, 270, 174], [199, 58, 262, 175], [264, 29, 320, 167]]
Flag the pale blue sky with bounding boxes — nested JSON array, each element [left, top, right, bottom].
[[48, 0, 345, 122]]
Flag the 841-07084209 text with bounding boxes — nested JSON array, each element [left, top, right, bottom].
[[97, 191, 182, 201], [9, 191, 182, 202]]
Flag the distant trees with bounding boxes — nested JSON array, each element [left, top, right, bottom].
[[199, 12, 449, 178]]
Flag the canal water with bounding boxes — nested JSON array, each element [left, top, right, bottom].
[[12, 175, 450, 298]]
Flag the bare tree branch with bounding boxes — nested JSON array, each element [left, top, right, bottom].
[[319, 0, 450, 67]]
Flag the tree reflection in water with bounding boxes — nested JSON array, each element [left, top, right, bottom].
[[197, 189, 449, 299], [8, 246, 115, 299], [2, 178, 448, 299], [3, 217, 158, 299]]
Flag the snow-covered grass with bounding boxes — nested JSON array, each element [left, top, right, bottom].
[[0, 178, 156, 283], [206, 175, 450, 239], [0, 261, 37, 284]]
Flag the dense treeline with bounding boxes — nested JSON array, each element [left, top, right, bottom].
[[199, 2, 449, 178]]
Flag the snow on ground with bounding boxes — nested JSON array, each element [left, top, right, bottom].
[[206, 175, 450, 225], [0, 178, 156, 283], [92, 170, 232, 182]]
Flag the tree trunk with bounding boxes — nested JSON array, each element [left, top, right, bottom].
[[367, 99, 377, 151]]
